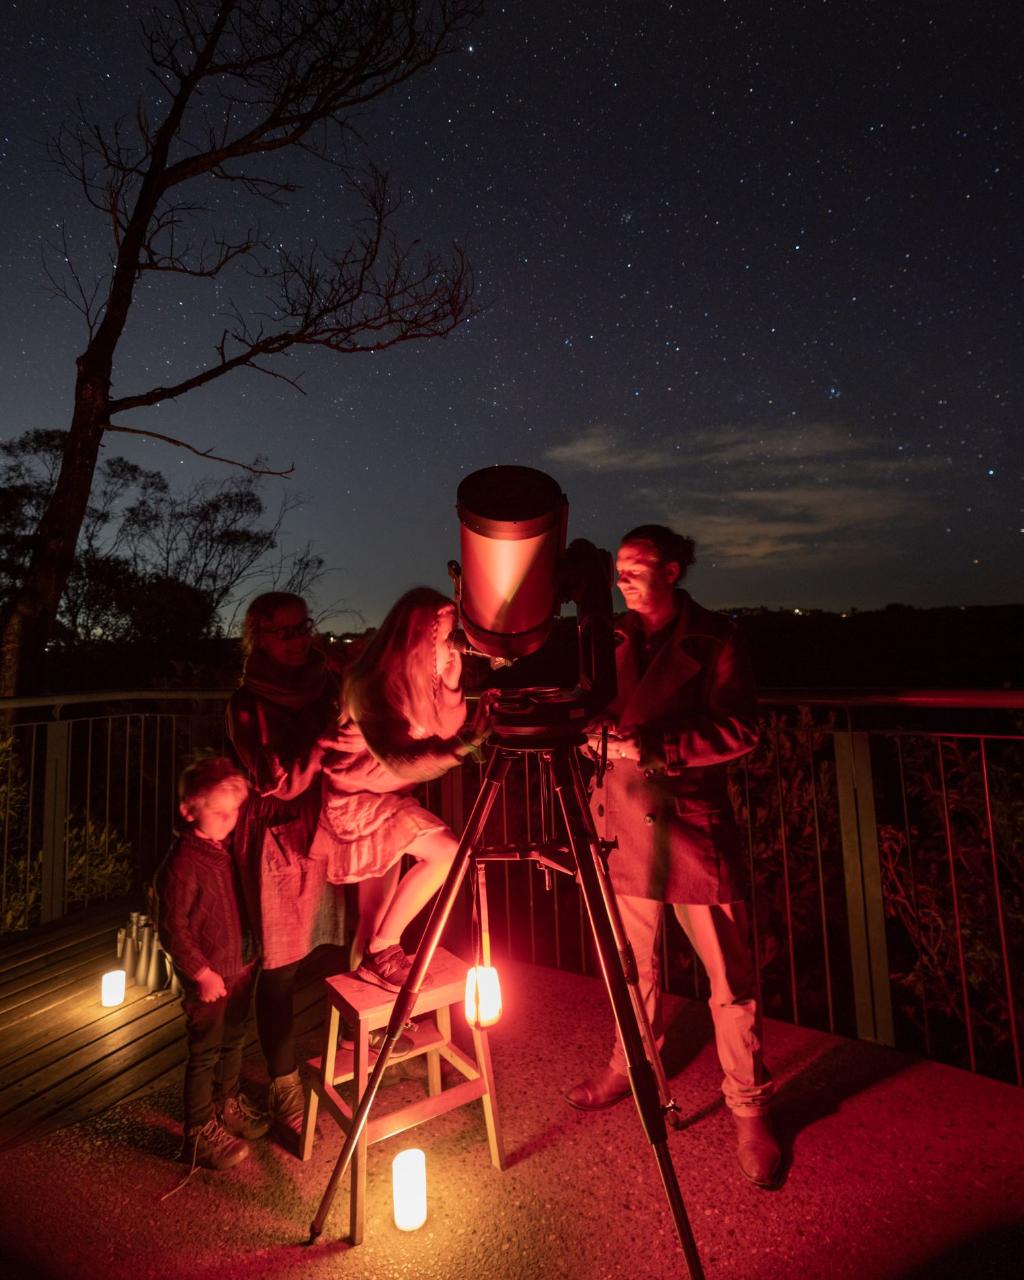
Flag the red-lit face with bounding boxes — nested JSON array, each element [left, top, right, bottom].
[[181, 783, 246, 844], [615, 540, 680, 620], [257, 601, 313, 667], [434, 606, 461, 687]]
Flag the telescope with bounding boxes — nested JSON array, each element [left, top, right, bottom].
[[448, 464, 617, 743]]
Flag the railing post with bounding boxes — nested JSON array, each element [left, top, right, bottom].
[[834, 729, 894, 1045], [40, 721, 70, 924]]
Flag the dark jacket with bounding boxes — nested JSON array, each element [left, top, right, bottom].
[[227, 681, 337, 801], [591, 590, 759, 903], [155, 829, 251, 982]]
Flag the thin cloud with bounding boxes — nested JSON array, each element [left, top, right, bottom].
[[546, 423, 945, 571], [543, 424, 687, 471]]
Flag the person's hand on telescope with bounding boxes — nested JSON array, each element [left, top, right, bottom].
[[587, 725, 640, 761], [456, 688, 500, 759], [194, 967, 227, 1003], [470, 688, 501, 742]]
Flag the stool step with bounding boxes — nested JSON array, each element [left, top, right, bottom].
[[323, 946, 467, 1029], [307, 1017, 447, 1085]]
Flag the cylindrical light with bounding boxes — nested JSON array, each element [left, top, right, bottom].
[[392, 1148, 427, 1231], [101, 969, 126, 1007], [465, 964, 502, 1028]]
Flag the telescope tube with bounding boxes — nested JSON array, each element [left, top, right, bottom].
[[456, 466, 567, 660]]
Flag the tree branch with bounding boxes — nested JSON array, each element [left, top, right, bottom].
[[104, 423, 294, 476]]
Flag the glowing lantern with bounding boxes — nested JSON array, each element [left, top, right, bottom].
[[101, 970, 126, 1007], [464, 964, 502, 1027], [392, 1148, 427, 1231]]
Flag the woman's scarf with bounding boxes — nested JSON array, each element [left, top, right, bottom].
[[241, 646, 331, 710]]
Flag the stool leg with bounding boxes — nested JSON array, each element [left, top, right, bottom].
[[350, 1017, 370, 1245], [428, 1005, 451, 1097], [301, 1002, 338, 1161], [472, 1023, 506, 1170]]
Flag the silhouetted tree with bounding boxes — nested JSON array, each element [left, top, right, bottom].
[[1, 0, 478, 694], [1, 429, 322, 658]]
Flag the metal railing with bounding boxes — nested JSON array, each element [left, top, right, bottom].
[[0, 692, 229, 933], [2, 688, 1021, 1088], [428, 691, 1024, 1090]]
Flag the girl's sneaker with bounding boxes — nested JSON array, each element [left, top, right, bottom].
[[356, 944, 415, 992]]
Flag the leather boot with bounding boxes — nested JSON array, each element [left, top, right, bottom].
[[733, 1112, 782, 1187], [565, 1067, 631, 1111], [180, 1117, 249, 1171], [268, 1070, 305, 1143]]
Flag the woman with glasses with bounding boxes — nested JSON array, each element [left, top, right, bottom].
[[310, 587, 493, 992], [226, 591, 346, 1148]]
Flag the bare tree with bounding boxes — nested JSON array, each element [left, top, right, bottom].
[[1, 0, 478, 695]]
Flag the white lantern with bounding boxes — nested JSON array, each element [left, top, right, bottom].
[[464, 964, 502, 1027], [392, 1148, 427, 1231], [101, 969, 126, 1007]]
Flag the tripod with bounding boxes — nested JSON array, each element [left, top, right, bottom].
[[308, 735, 706, 1280]]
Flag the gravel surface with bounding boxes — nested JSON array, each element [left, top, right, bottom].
[[1, 961, 1022, 1279]]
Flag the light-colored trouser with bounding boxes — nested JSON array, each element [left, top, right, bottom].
[[608, 896, 773, 1116]]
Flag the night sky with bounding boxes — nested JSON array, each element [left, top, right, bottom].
[[3, 2, 1021, 629]]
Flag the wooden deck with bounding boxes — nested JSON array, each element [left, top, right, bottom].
[[0, 905, 330, 1150]]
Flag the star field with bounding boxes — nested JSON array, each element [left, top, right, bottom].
[[1, 1, 1020, 626]]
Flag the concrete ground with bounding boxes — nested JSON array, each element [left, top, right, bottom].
[[1, 960, 1022, 1280]]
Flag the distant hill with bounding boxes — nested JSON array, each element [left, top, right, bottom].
[[27, 603, 1024, 696], [732, 603, 1024, 691]]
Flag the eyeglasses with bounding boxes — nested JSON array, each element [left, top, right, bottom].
[[260, 618, 314, 641]]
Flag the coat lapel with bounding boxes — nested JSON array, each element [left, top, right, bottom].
[[617, 592, 702, 728]]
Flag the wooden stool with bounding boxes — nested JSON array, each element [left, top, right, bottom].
[[300, 947, 505, 1244]]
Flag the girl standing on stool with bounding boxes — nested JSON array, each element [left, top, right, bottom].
[[227, 592, 346, 1146], [311, 587, 493, 991]]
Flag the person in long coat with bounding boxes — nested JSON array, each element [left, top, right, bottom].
[[565, 524, 781, 1187], [226, 592, 346, 1145]]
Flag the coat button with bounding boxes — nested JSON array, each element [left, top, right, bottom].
[[643, 768, 654, 780], [643, 813, 655, 825], [596, 804, 605, 817], [605, 762, 614, 772]]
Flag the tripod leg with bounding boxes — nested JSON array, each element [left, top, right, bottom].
[[307, 748, 513, 1245], [550, 749, 705, 1280], [567, 756, 681, 1127]]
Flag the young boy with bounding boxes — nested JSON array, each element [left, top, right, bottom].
[[156, 755, 268, 1170]]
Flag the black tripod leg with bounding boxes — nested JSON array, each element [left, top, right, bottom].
[[307, 747, 513, 1244], [567, 755, 682, 1127], [550, 750, 705, 1280]]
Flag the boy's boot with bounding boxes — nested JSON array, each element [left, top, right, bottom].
[[220, 1091, 270, 1141], [180, 1117, 250, 1170], [268, 1069, 306, 1141]]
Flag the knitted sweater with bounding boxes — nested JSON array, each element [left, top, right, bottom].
[[155, 829, 251, 982]]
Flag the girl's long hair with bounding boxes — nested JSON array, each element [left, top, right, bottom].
[[344, 587, 456, 736]]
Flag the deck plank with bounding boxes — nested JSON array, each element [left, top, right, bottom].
[[0, 903, 127, 969], [0, 905, 343, 1151], [0, 989, 180, 1086]]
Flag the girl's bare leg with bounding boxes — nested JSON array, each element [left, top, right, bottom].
[[369, 828, 457, 949], [351, 864, 401, 969]]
